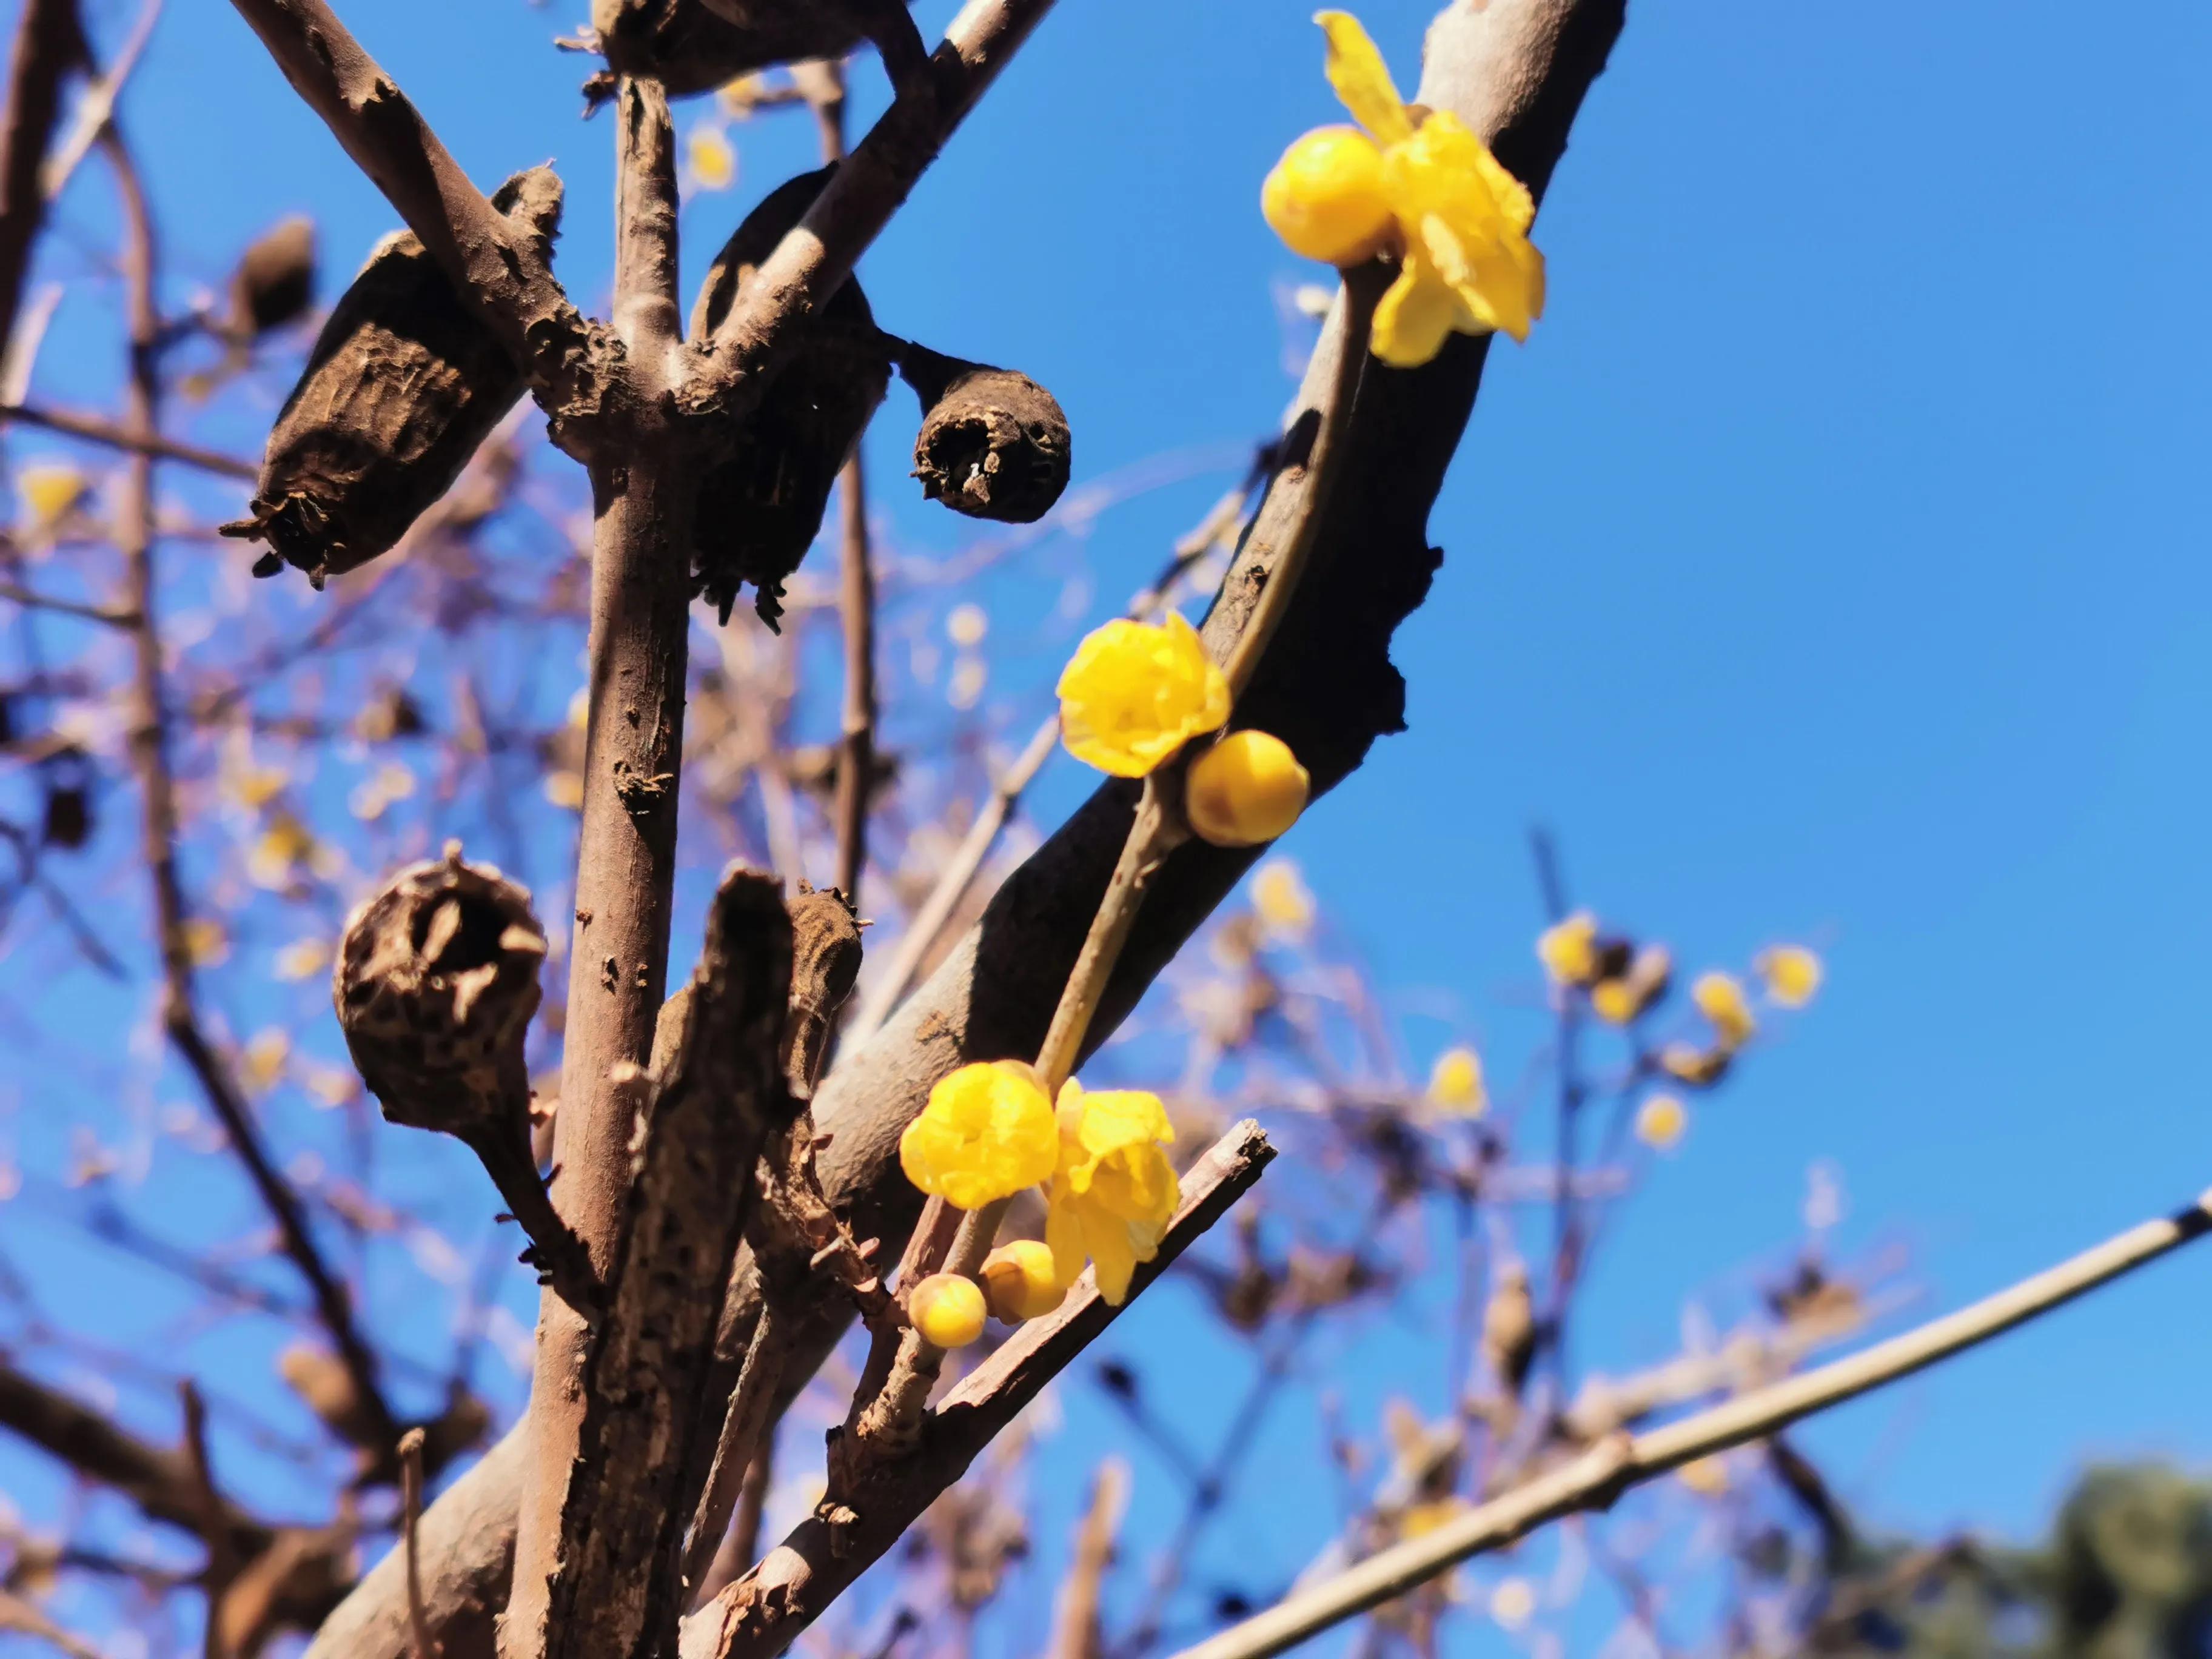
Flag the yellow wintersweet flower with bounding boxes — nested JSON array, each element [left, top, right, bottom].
[[1056, 612, 1230, 777], [687, 127, 736, 192], [180, 917, 228, 968], [1489, 1577, 1537, 1632], [1185, 729, 1310, 848], [1660, 1041, 1731, 1088], [1045, 1081, 1181, 1306], [1635, 1093, 1687, 1151], [1756, 945, 1823, 1009], [1692, 971, 1756, 1048], [1426, 1045, 1486, 1116], [908, 1273, 987, 1349], [1263, 12, 1545, 368], [240, 1029, 290, 1094], [274, 937, 330, 982], [1536, 911, 1598, 985], [899, 1061, 1060, 1211], [16, 463, 86, 535], [545, 770, 585, 811], [982, 1238, 1066, 1322], [1251, 859, 1315, 939], [1677, 1455, 1729, 1496]]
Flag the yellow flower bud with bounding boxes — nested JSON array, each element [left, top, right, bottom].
[[1262, 125, 1393, 266], [1755, 945, 1822, 1008], [1692, 971, 1756, 1047], [1184, 730, 1310, 848], [1426, 1045, 1485, 1116], [1635, 1093, 1687, 1151], [1536, 911, 1598, 985], [981, 1238, 1065, 1323], [908, 1273, 987, 1349]]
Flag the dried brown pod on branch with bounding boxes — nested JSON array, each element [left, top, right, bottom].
[[220, 169, 563, 589], [224, 215, 317, 343], [332, 843, 597, 1312], [899, 341, 1071, 523], [687, 166, 892, 629]]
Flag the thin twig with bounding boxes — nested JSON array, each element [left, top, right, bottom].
[[398, 1427, 437, 1659], [1170, 1183, 2212, 1659], [0, 400, 259, 480], [1047, 1458, 1130, 1659], [39, 0, 159, 200], [179, 1382, 235, 1659], [101, 121, 400, 1458]]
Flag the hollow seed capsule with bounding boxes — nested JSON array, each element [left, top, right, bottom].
[[900, 342, 1071, 525], [221, 169, 563, 590]]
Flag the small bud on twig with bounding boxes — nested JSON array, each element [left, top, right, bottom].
[[333, 843, 598, 1312], [900, 342, 1071, 524]]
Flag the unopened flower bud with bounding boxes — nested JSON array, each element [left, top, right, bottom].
[[1185, 730, 1310, 848], [910, 1272, 988, 1349], [982, 1239, 1065, 1324], [1262, 125, 1393, 266]]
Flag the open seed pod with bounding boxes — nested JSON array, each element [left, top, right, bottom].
[[900, 342, 1071, 523], [688, 165, 891, 629], [221, 169, 562, 590], [333, 843, 595, 1309], [584, 0, 914, 106]]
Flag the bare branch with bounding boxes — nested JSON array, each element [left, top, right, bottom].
[[220, 0, 603, 424], [0, 0, 83, 353], [1171, 1184, 2212, 1659], [0, 400, 259, 479]]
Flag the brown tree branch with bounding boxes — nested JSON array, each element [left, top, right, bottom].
[[683, 0, 1060, 417], [102, 120, 400, 1460], [0, 400, 259, 480], [678, 1121, 1276, 1659], [501, 72, 698, 1659], [1171, 1184, 2212, 1659], [219, 0, 603, 426], [0, 0, 83, 355]]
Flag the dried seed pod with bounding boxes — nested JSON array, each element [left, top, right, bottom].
[[225, 215, 318, 341], [221, 170, 563, 590], [783, 882, 863, 1099], [688, 166, 891, 629], [333, 843, 597, 1310], [38, 746, 93, 850], [901, 342, 1071, 523], [582, 0, 916, 106]]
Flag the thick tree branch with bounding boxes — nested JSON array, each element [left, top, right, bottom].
[[220, 0, 603, 425], [1170, 1184, 2212, 1659], [678, 1122, 1275, 1659]]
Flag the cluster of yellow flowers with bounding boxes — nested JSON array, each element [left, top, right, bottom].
[[1261, 12, 1545, 368], [1056, 612, 1311, 848], [1537, 912, 1825, 1152], [898, 1061, 1184, 1338]]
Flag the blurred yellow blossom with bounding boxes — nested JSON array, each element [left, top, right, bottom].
[[1593, 943, 1669, 1024], [247, 813, 318, 889], [1264, 12, 1544, 366], [180, 917, 227, 967], [1251, 859, 1315, 938], [1692, 970, 1756, 1047], [1489, 1577, 1537, 1631], [908, 1272, 987, 1349], [899, 1061, 1059, 1211], [15, 463, 85, 536], [1399, 1498, 1467, 1540], [982, 1238, 1065, 1322], [224, 759, 289, 812], [1756, 944, 1823, 1008], [1635, 1093, 1687, 1151], [1185, 730, 1310, 848], [1660, 1042, 1731, 1088], [240, 1029, 290, 1094], [946, 602, 989, 648], [1046, 1081, 1180, 1305], [948, 655, 987, 711], [687, 127, 736, 191], [349, 762, 416, 822], [717, 73, 768, 118], [1677, 1454, 1729, 1495], [545, 771, 585, 811], [1536, 911, 1598, 985], [1426, 1046, 1486, 1116], [1056, 613, 1230, 777], [275, 937, 329, 982]]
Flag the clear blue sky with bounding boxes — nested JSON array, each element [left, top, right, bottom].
[[13, 0, 2212, 1646]]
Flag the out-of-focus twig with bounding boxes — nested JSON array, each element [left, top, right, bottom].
[[0, 0, 84, 354], [0, 400, 259, 480]]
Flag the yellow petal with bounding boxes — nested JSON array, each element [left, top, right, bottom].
[[1371, 261, 1460, 369], [1315, 12, 1414, 146]]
